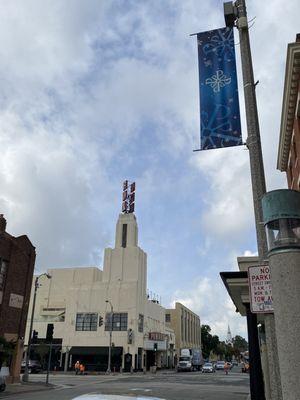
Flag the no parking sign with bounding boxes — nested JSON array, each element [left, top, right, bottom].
[[248, 265, 274, 313]]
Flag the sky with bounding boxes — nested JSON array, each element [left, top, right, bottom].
[[0, 0, 298, 341]]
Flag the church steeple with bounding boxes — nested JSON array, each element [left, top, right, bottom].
[[226, 325, 233, 345]]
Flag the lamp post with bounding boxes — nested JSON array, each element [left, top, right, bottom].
[[23, 273, 51, 382], [262, 189, 300, 400], [223, 1, 282, 399], [105, 300, 113, 374]]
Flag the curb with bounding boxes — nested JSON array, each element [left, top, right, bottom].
[[2, 383, 55, 397]]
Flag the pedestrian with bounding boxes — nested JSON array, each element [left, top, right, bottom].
[[75, 360, 80, 375], [174, 354, 178, 367], [79, 363, 85, 375], [224, 362, 230, 375]]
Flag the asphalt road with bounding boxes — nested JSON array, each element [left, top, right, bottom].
[[2, 369, 250, 400]]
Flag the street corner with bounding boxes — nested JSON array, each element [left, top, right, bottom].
[[1, 381, 55, 398]]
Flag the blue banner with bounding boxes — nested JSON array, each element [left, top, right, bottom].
[[197, 27, 242, 150]]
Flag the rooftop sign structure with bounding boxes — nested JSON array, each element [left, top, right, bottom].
[[122, 180, 136, 214]]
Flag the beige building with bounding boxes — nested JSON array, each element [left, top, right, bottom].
[[25, 213, 175, 371], [165, 302, 201, 353]]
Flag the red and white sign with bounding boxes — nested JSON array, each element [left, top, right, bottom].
[[248, 265, 273, 313]]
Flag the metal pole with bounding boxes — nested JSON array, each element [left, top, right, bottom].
[[235, 1, 282, 399], [22, 276, 38, 382], [46, 343, 53, 385], [23, 273, 51, 383], [236, 0, 268, 258], [106, 301, 113, 374]]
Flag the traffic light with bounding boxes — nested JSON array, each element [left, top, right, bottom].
[[127, 328, 133, 344], [46, 323, 54, 342], [154, 343, 158, 352], [32, 330, 38, 344], [99, 316, 103, 327]]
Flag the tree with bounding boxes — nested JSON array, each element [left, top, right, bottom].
[[201, 325, 220, 359], [0, 337, 15, 369], [232, 335, 248, 352]]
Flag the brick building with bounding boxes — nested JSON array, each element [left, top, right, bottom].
[[277, 34, 300, 186], [0, 214, 35, 382]]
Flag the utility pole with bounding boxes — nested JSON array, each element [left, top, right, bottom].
[[224, 1, 282, 399], [23, 273, 51, 382], [105, 300, 113, 374]]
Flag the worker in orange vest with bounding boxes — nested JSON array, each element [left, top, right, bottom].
[[79, 363, 85, 375]]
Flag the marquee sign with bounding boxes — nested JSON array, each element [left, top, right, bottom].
[[148, 332, 165, 341]]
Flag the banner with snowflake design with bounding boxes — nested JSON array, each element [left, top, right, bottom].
[[197, 27, 242, 150]]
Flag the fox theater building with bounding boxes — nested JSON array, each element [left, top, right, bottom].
[[25, 183, 183, 372]]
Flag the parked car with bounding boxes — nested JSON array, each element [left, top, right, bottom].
[[215, 361, 226, 370], [202, 362, 215, 373], [0, 375, 6, 392], [21, 359, 42, 374]]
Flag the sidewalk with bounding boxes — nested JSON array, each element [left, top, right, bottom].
[[0, 381, 54, 397]]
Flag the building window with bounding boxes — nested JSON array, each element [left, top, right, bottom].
[[122, 224, 127, 248], [165, 314, 171, 323], [75, 313, 98, 331], [0, 259, 8, 291], [105, 312, 128, 331], [138, 314, 144, 332]]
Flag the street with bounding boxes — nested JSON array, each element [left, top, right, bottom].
[[2, 369, 249, 400]]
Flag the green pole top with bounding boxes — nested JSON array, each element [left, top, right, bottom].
[[262, 189, 300, 225]]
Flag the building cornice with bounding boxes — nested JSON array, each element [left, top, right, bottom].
[[277, 41, 300, 171]]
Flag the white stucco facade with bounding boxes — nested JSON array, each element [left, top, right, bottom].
[[25, 213, 174, 371]]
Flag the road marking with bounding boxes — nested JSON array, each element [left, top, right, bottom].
[[131, 388, 152, 392]]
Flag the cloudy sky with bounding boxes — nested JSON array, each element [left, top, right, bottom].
[[0, 0, 298, 340]]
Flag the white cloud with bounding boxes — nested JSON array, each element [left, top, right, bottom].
[[170, 277, 247, 340], [191, 147, 254, 240], [0, 0, 298, 339], [243, 250, 258, 257]]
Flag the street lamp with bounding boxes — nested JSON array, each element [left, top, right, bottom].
[[105, 300, 113, 374], [22, 273, 51, 382]]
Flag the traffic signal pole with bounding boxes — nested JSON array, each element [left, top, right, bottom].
[[46, 343, 53, 385], [23, 273, 51, 382], [22, 276, 38, 382], [105, 300, 113, 374], [232, 1, 282, 399]]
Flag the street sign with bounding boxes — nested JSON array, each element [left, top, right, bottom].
[[248, 264, 273, 313]]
